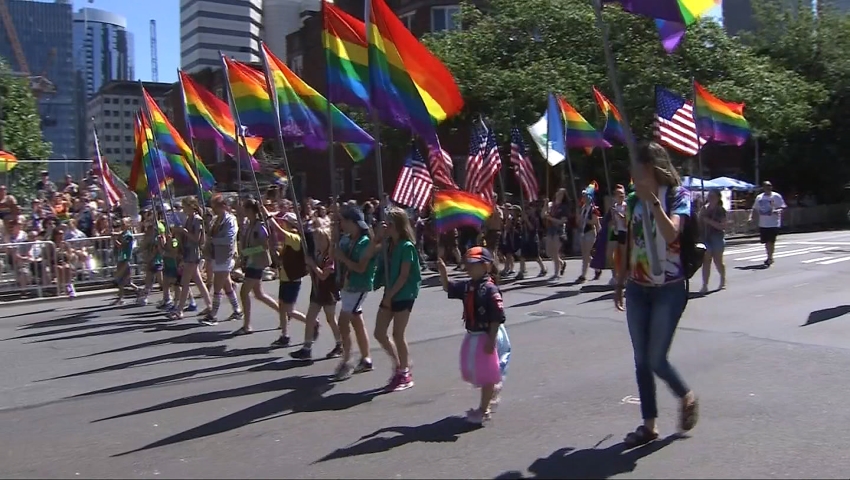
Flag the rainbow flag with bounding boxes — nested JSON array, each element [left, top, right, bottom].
[[261, 44, 374, 162], [556, 95, 611, 154], [0, 150, 18, 173], [366, 0, 463, 147], [223, 57, 279, 139], [323, 2, 370, 110], [693, 81, 751, 147], [271, 169, 288, 186], [179, 71, 262, 170], [142, 89, 216, 190], [130, 114, 172, 197], [432, 189, 493, 234], [592, 87, 626, 144]]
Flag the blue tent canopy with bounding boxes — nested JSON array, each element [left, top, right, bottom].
[[709, 176, 756, 191], [681, 176, 723, 190]]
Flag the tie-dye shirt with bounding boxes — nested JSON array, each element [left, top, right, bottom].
[[627, 186, 691, 285]]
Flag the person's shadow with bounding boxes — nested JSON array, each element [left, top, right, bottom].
[[495, 434, 682, 479]]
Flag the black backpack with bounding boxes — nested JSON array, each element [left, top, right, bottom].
[[626, 189, 705, 280]]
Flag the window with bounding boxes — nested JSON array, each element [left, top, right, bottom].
[[125, 148, 133, 154], [335, 167, 346, 195], [105, 135, 111, 141], [124, 99, 131, 105], [288, 55, 304, 77], [104, 110, 111, 116], [132, 99, 139, 105], [124, 111, 131, 117], [400, 12, 415, 31], [113, 110, 119, 116], [351, 166, 362, 194], [104, 122, 110, 128], [105, 148, 112, 154], [431, 6, 461, 32], [104, 98, 110, 104], [124, 123, 131, 129], [125, 136, 131, 142]]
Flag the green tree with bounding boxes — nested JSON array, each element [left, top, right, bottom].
[[422, 0, 828, 192], [0, 57, 51, 201]]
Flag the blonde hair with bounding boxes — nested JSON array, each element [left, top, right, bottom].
[[386, 207, 415, 244], [637, 141, 681, 187], [182, 195, 202, 214], [313, 226, 332, 255]]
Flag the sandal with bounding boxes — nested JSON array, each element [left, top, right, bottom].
[[680, 396, 699, 432], [623, 425, 659, 449], [232, 326, 253, 336]]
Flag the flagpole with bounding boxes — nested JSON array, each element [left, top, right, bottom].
[[691, 77, 706, 200], [480, 115, 506, 203], [255, 43, 311, 255], [176, 70, 208, 214], [91, 121, 116, 237], [364, 0, 391, 290], [545, 104, 551, 200], [562, 128, 579, 209], [137, 85, 171, 230], [754, 135, 760, 186], [592, 0, 662, 277], [593, 88, 613, 197], [322, 0, 338, 203]]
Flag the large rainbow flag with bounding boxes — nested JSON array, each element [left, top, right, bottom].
[[179, 71, 262, 170], [693, 81, 750, 146], [223, 57, 279, 139], [366, 0, 463, 147], [129, 113, 172, 197], [322, 1, 370, 110], [141, 88, 215, 190], [556, 95, 611, 154]]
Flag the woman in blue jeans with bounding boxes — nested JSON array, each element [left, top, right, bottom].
[[614, 141, 699, 448]]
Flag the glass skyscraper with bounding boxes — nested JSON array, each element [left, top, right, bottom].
[[0, 0, 76, 162], [73, 8, 134, 99]]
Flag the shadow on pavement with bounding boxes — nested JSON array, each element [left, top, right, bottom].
[[16, 304, 137, 330], [7, 317, 162, 341], [68, 357, 277, 398], [0, 307, 57, 320], [39, 344, 275, 382], [803, 305, 850, 326], [494, 434, 681, 479], [316, 415, 479, 463], [110, 373, 374, 457], [735, 264, 769, 271], [28, 319, 173, 344], [68, 330, 234, 359], [510, 290, 580, 309], [501, 278, 555, 293]]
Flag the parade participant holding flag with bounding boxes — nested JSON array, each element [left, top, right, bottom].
[[238, 199, 279, 335], [577, 182, 602, 283], [167, 196, 212, 320], [200, 194, 243, 327]]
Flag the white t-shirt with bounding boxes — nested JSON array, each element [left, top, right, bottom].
[[613, 202, 627, 232], [754, 192, 787, 228]]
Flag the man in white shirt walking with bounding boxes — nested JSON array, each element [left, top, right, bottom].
[[749, 181, 787, 266]]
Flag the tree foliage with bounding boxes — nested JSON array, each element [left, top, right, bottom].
[[0, 57, 51, 201], [420, 0, 843, 197]]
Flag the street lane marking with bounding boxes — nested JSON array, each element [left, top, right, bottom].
[[802, 256, 838, 264], [795, 241, 850, 246], [725, 245, 784, 255], [734, 247, 833, 262], [818, 255, 850, 265]]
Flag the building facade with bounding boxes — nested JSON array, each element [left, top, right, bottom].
[[180, 0, 264, 73], [86, 81, 173, 165], [0, 0, 76, 167], [73, 8, 134, 100], [262, 0, 322, 61]]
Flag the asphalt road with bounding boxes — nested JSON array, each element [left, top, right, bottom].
[[2, 230, 850, 479]]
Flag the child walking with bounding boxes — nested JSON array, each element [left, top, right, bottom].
[[437, 246, 509, 425], [111, 218, 135, 306]]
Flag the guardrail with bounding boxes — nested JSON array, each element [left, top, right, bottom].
[[0, 240, 54, 298]]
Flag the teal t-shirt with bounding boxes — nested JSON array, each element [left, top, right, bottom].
[[387, 239, 421, 301], [118, 231, 134, 262], [345, 235, 376, 292]]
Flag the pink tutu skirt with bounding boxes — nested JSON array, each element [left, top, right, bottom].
[[459, 331, 502, 387]]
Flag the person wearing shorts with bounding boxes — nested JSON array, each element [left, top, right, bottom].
[[237, 199, 280, 336], [266, 211, 309, 347], [750, 181, 786, 266], [199, 198, 243, 326], [333, 206, 377, 381]]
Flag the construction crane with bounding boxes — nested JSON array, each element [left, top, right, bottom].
[[150, 19, 158, 82], [0, 0, 56, 97]]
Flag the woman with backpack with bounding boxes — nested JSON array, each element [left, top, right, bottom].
[[613, 141, 699, 448], [237, 199, 280, 335], [265, 210, 310, 347]]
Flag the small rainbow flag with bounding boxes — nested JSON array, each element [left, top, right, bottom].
[[432, 189, 493, 234], [261, 44, 374, 162], [367, 0, 463, 147], [142, 88, 215, 190], [323, 1, 370, 110], [556, 96, 611, 155], [223, 57, 278, 139], [0, 150, 18, 173], [693, 81, 751, 147], [592, 87, 626, 145], [179, 71, 262, 170], [272, 169, 288, 186]]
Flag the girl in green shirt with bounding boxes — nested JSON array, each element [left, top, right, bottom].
[[374, 207, 421, 392]]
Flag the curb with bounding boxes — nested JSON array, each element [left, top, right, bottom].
[[2, 288, 115, 307]]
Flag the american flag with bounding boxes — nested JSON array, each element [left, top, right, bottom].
[[427, 139, 457, 189], [391, 145, 434, 209], [464, 121, 501, 196], [92, 126, 122, 208], [653, 85, 707, 157], [510, 127, 539, 202]]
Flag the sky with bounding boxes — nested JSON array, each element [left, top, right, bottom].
[[69, 0, 724, 85], [74, 0, 180, 84]]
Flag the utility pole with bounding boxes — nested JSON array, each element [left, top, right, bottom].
[[150, 20, 158, 82]]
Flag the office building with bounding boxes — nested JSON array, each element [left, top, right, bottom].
[[262, 0, 322, 61], [0, 0, 76, 166], [73, 8, 135, 100], [180, 0, 264, 73], [86, 81, 173, 165]]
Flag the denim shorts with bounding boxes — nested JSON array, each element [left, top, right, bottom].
[[704, 233, 725, 254]]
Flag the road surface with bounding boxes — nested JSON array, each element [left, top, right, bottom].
[[2, 230, 850, 479]]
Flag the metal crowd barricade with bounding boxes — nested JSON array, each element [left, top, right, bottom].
[[0, 240, 56, 298], [64, 233, 146, 290]]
